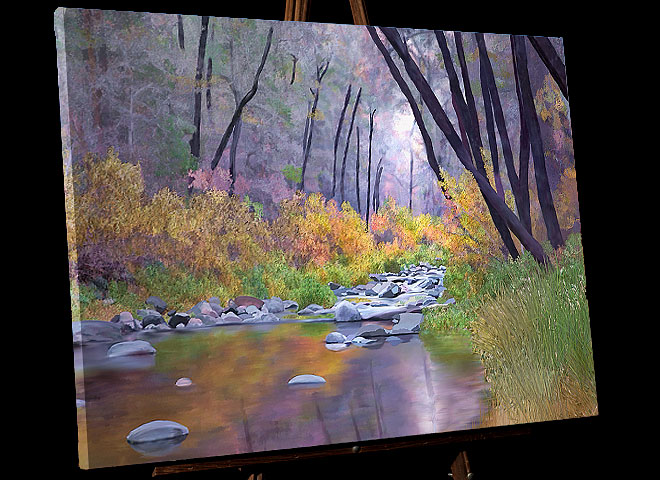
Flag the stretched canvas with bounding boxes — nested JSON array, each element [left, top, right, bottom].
[[56, 7, 597, 470]]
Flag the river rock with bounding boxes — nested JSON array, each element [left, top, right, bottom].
[[282, 300, 299, 311], [354, 324, 390, 338], [325, 331, 347, 344], [288, 374, 326, 385], [325, 343, 349, 351], [107, 340, 156, 357], [233, 295, 264, 309], [351, 336, 376, 346], [391, 313, 423, 335], [297, 303, 324, 315], [264, 296, 285, 313], [218, 312, 241, 324], [141, 314, 166, 329], [175, 377, 193, 387], [126, 420, 189, 445], [328, 282, 342, 290], [246, 312, 279, 323], [208, 303, 223, 315], [111, 311, 141, 331], [169, 312, 190, 328], [334, 300, 361, 322], [357, 304, 407, 320], [186, 318, 204, 328], [378, 283, 401, 298], [145, 296, 167, 313], [72, 320, 123, 344], [137, 308, 161, 318]]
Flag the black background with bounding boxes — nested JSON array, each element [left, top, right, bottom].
[[39, 1, 616, 479]]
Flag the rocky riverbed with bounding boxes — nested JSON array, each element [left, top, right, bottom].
[[72, 262, 455, 350], [73, 262, 472, 456]]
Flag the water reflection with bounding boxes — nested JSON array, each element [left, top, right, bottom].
[[75, 321, 486, 468]]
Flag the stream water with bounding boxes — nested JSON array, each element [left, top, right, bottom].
[[74, 319, 488, 468]]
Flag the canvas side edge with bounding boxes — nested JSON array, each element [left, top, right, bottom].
[[55, 6, 91, 470]]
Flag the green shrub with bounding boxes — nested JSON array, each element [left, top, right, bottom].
[[289, 275, 336, 308], [239, 265, 269, 299]]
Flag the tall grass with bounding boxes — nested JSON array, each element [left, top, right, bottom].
[[470, 234, 597, 424]]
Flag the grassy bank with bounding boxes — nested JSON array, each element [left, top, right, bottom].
[[422, 233, 597, 424]]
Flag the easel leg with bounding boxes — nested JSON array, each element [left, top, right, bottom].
[[450, 450, 473, 480]]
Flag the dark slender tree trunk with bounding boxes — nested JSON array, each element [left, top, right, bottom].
[[355, 126, 362, 213], [341, 87, 361, 205], [436, 30, 519, 259], [177, 14, 185, 50], [289, 54, 298, 85], [189, 16, 209, 160], [366, 26, 450, 197], [527, 36, 568, 100], [453, 31, 483, 163], [475, 33, 531, 237], [188, 16, 210, 193], [409, 151, 414, 211], [206, 58, 213, 110], [478, 40, 504, 200], [512, 35, 564, 249], [229, 118, 242, 195], [374, 161, 384, 213], [211, 26, 274, 172], [366, 108, 375, 229], [333, 84, 352, 199], [301, 61, 329, 191], [511, 35, 532, 235], [379, 26, 548, 265]]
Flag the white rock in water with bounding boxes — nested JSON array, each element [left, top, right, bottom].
[[351, 336, 376, 346], [325, 343, 349, 352], [325, 331, 347, 344], [107, 340, 156, 357], [288, 374, 326, 385], [175, 377, 193, 387], [126, 420, 189, 444]]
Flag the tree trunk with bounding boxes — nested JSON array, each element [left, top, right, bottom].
[[409, 151, 414, 211], [374, 160, 384, 213], [366, 26, 449, 196], [366, 108, 375, 229], [453, 31, 483, 163], [177, 14, 185, 50], [511, 35, 532, 235], [478, 44, 505, 199], [229, 118, 242, 195], [436, 30, 519, 259], [189, 16, 209, 161], [512, 35, 564, 249], [333, 84, 352, 199], [301, 61, 329, 191], [210, 26, 274, 172], [527, 36, 568, 100], [475, 32, 533, 239], [379, 26, 548, 265], [206, 57, 213, 110], [340, 87, 361, 205], [289, 54, 298, 85], [355, 126, 362, 213]]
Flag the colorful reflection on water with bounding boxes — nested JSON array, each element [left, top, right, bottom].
[[74, 321, 487, 468]]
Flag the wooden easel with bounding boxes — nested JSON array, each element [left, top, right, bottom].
[[151, 1, 474, 477]]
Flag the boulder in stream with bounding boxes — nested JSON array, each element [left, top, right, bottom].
[[325, 331, 347, 344], [126, 420, 189, 455], [72, 320, 123, 344], [334, 300, 361, 322], [107, 340, 156, 357], [288, 374, 326, 385]]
